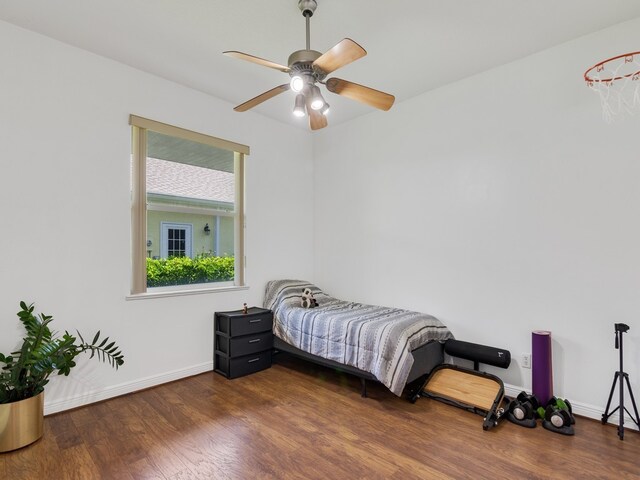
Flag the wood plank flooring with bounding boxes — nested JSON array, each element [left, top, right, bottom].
[[2, 354, 638, 479]]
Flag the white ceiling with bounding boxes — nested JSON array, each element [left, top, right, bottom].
[[2, 0, 640, 130]]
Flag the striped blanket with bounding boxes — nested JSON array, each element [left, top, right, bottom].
[[264, 280, 453, 396]]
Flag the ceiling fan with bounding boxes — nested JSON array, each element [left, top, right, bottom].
[[223, 0, 395, 131]]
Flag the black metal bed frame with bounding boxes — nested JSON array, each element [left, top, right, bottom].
[[272, 336, 444, 397]]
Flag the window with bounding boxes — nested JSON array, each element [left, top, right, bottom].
[[160, 222, 192, 258], [130, 115, 249, 294]]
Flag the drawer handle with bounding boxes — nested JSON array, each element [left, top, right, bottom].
[[249, 319, 262, 323], [247, 357, 260, 363], [248, 339, 261, 344]]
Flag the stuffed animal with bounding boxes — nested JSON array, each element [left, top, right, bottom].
[[301, 287, 319, 308]]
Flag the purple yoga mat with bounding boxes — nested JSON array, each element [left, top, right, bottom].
[[532, 330, 553, 406]]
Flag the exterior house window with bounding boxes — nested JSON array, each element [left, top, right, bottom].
[[161, 222, 192, 258], [130, 115, 249, 294]]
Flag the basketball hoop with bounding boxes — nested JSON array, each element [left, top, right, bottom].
[[584, 51, 640, 123]]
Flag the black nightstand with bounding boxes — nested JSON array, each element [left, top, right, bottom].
[[214, 307, 273, 379]]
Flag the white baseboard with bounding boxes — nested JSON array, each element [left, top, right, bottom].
[[44, 361, 214, 416], [504, 383, 639, 432]]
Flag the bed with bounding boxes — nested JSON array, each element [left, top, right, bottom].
[[264, 279, 454, 396]]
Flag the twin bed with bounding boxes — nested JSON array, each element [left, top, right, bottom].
[[264, 280, 454, 396]]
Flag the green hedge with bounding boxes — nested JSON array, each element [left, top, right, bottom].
[[147, 255, 234, 287]]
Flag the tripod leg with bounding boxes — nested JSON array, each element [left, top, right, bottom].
[[623, 374, 640, 427], [619, 370, 625, 440], [602, 371, 620, 424]]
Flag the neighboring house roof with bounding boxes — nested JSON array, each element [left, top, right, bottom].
[[146, 157, 234, 204]]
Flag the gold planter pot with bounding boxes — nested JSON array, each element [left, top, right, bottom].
[[0, 392, 44, 452]]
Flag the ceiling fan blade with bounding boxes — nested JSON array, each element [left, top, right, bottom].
[[325, 78, 395, 111], [223, 51, 290, 73], [234, 84, 290, 112], [312, 38, 366, 74], [306, 98, 328, 131], [308, 110, 328, 131]]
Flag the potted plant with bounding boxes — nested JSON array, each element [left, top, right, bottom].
[[0, 301, 124, 452]]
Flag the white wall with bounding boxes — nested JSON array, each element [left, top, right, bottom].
[[3, 14, 639, 423], [0, 20, 314, 413], [313, 18, 640, 418]]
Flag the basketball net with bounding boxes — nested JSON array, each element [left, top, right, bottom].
[[584, 51, 640, 123]]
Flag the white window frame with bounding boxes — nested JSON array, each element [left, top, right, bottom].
[[129, 115, 248, 296], [160, 222, 193, 259]]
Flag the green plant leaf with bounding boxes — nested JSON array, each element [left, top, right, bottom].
[[0, 302, 125, 404]]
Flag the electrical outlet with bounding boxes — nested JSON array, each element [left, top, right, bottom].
[[522, 353, 531, 369]]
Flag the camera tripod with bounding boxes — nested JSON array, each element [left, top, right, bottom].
[[602, 323, 640, 440]]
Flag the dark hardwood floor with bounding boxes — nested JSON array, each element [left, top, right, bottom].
[[2, 354, 638, 479]]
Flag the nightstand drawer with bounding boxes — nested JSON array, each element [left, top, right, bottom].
[[216, 309, 273, 337], [216, 331, 273, 357], [215, 351, 271, 379]]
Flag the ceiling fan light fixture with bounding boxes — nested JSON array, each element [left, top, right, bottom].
[[293, 93, 307, 117], [290, 75, 305, 93], [309, 85, 325, 110], [321, 102, 330, 115]]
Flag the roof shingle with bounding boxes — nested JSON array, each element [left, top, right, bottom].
[[146, 157, 234, 204]]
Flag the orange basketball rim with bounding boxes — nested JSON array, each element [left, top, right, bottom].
[[584, 51, 640, 123]]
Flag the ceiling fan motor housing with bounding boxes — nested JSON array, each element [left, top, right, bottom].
[[288, 49, 326, 84], [298, 0, 317, 17]]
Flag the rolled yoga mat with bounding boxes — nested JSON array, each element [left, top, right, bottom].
[[532, 330, 553, 406]]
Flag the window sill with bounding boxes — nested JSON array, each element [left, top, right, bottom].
[[126, 284, 249, 300]]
